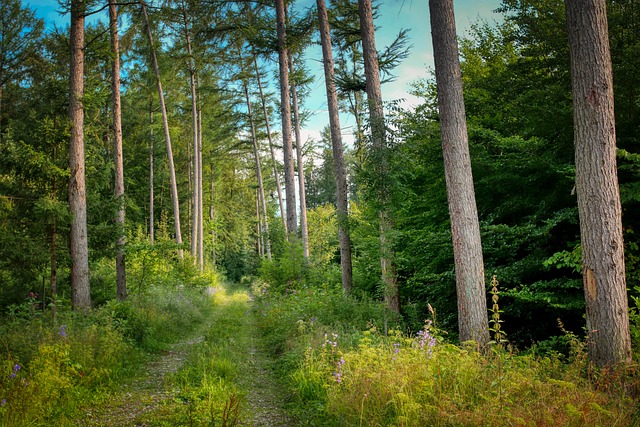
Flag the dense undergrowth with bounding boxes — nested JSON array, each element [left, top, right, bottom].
[[252, 278, 640, 426], [0, 249, 220, 426]]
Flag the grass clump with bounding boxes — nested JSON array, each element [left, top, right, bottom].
[[252, 279, 638, 426]]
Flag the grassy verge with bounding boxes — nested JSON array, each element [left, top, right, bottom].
[[252, 282, 640, 426], [0, 278, 217, 425]]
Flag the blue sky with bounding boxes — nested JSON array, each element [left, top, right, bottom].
[[26, 0, 502, 145]]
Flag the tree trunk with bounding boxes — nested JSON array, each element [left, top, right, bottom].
[[289, 56, 309, 259], [68, 0, 91, 312], [565, 0, 632, 367], [255, 58, 287, 233], [358, 0, 399, 312], [181, 0, 199, 264], [110, 0, 127, 301], [429, 0, 489, 346], [141, 2, 183, 258], [198, 91, 204, 270], [210, 156, 216, 265], [275, 0, 298, 239], [244, 80, 272, 259], [149, 102, 155, 244], [317, 0, 353, 294]]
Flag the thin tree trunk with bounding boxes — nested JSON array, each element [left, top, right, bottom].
[[255, 58, 287, 233], [358, 0, 399, 312], [181, 0, 199, 263], [69, 0, 91, 312], [289, 55, 309, 259], [198, 92, 204, 270], [275, 0, 298, 239], [110, 0, 126, 301], [565, 0, 632, 366], [141, 2, 183, 258], [256, 189, 263, 257], [50, 168, 58, 321], [244, 80, 272, 259], [317, 0, 353, 294], [429, 0, 489, 346], [210, 156, 216, 265], [149, 103, 155, 244]]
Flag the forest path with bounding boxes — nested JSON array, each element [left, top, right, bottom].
[[78, 284, 293, 426]]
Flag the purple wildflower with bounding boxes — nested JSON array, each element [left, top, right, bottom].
[[59, 324, 67, 338], [333, 372, 342, 383], [10, 364, 20, 379], [1, 398, 6, 407]]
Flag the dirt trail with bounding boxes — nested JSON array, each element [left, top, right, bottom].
[[78, 287, 294, 427]]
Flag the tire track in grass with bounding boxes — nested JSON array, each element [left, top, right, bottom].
[[78, 284, 294, 426]]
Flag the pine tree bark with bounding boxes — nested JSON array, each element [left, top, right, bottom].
[[317, 0, 353, 294], [255, 58, 287, 233], [197, 92, 204, 270], [110, 0, 126, 301], [69, 0, 91, 312], [142, 2, 183, 257], [244, 80, 272, 259], [565, 0, 632, 366], [358, 0, 399, 312], [275, 0, 298, 239], [289, 56, 310, 259], [429, 0, 489, 346], [181, 0, 199, 264]]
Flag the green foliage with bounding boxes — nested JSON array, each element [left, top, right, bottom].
[[254, 286, 636, 426]]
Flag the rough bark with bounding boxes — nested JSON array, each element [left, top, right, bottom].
[[317, 0, 353, 294], [110, 0, 126, 301], [275, 0, 298, 239], [429, 0, 489, 346], [565, 0, 632, 366], [244, 80, 272, 259], [197, 92, 204, 270], [358, 0, 399, 312], [68, 0, 91, 312], [289, 56, 309, 259], [142, 2, 183, 257], [255, 58, 287, 233]]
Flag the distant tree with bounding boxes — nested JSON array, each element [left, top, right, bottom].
[[141, 1, 183, 258], [69, 0, 91, 312], [358, 0, 399, 312], [275, 0, 297, 239], [0, 0, 43, 138], [429, 0, 489, 345], [565, 0, 631, 366], [317, 0, 353, 293], [109, 0, 127, 301]]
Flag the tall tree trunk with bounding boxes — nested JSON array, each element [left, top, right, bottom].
[[429, 0, 489, 346], [275, 0, 298, 239], [141, 2, 183, 258], [244, 80, 272, 259], [289, 56, 310, 259], [50, 167, 58, 321], [210, 156, 216, 265], [68, 0, 91, 312], [198, 92, 204, 270], [181, 0, 199, 264], [110, 0, 126, 301], [255, 58, 287, 233], [565, 0, 631, 367], [149, 103, 155, 244], [358, 0, 399, 312], [317, 0, 353, 294]]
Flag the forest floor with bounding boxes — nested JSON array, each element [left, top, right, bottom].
[[78, 285, 293, 427]]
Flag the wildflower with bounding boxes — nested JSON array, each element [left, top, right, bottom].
[[10, 364, 20, 379], [333, 372, 342, 383], [1, 398, 6, 407], [59, 324, 67, 338]]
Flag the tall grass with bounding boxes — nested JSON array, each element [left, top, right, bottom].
[[253, 280, 639, 426], [0, 247, 219, 426]]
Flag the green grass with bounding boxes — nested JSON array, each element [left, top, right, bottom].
[[252, 283, 640, 426]]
